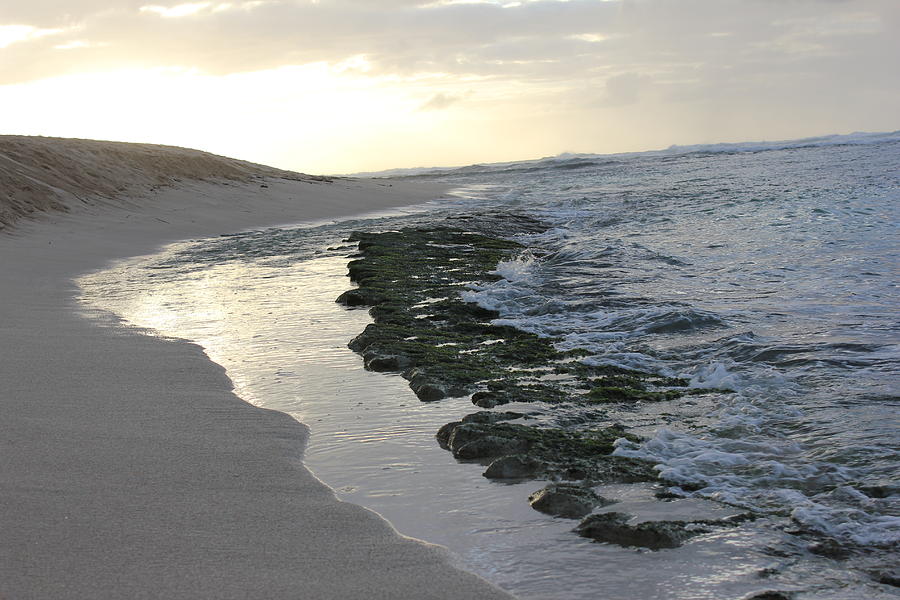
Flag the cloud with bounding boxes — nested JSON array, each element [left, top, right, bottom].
[[139, 3, 214, 18], [0, 24, 64, 49], [419, 92, 462, 111], [0, 3, 891, 84], [0, 0, 622, 84], [1, 0, 898, 156]]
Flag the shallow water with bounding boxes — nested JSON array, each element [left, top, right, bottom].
[[80, 133, 900, 599]]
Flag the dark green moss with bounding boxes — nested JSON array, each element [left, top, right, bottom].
[[437, 419, 657, 483], [683, 387, 737, 395], [554, 362, 652, 380], [587, 386, 685, 403], [474, 381, 571, 408], [340, 224, 570, 401], [440, 419, 644, 467], [338, 217, 735, 501]]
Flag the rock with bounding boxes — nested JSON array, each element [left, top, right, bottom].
[[654, 488, 684, 500], [453, 435, 530, 460], [446, 423, 530, 459], [475, 381, 571, 407], [588, 385, 682, 403], [461, 410, 525, 424], [528, 483, 614, 519], [407, 371, 449, 401], [363, 352, 412, 372], [445, 423, 491, 449], [575, 512, 699, 549], [436, 421, 462, 449], [438, 420, 655, 484], [407, 369, 469, 402], [856, 484, 899, 499], [873, 569, 900, 587], [579, 455, 659, 485], [483, 455, 544, 479], [414, 382, 448, 402], [336, 288, 385, 307], [472, 391, 505, 408], [406, 368, 428, 387], [739, 592, 795, 600], [806, 538, 850, 560], [347, 324, 378, 352], [755, 565, 780, 579]]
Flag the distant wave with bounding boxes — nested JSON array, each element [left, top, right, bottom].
[[663, 130, 900, 156], [349, 156, 617, 179], [351, 130, 900, 179]]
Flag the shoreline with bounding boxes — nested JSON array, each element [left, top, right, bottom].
[[0, 169, 513, 598]]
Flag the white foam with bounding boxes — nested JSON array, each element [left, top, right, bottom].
[[492, 252, 538, 283], [791, 501, 900, 547], [686, 361, 741, 389]]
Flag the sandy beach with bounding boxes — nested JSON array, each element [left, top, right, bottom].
[[0, 136, 513, 599]]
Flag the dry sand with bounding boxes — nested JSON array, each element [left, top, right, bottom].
[[0, 137, 513, 599]]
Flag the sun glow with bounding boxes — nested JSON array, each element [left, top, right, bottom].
[[0, 63, 465, 173]]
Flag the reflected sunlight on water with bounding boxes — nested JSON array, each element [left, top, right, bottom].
[[78, 135, 900, 599]]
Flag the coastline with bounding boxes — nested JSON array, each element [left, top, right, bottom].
[[0, 161, 513, 598]]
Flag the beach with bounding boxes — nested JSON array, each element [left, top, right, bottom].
[[0, 136, 513, 599], [3, 134, 897, 600]]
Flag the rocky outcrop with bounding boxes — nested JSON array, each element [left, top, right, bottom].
[[576, 511, 754, 550], [336, 218, 733, 528], [575, 512, 701, 549], [528, 484, 615, 519]]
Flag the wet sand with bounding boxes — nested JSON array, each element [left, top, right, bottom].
[[0, 137, 513, 599]]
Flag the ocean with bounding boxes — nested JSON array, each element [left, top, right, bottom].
[[80, 131, 899, 599]]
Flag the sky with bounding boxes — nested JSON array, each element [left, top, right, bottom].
[[1, 0, 897, 174]]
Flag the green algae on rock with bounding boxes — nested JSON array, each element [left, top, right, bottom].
[[436, 420, 637, 461], [337, 220, 727, 409], [335, 216, 737, 521], [338, 224, 565, 402], [576, 512, 699, 549], [529, 483, 617, 519], [575, 511, 756, 549]]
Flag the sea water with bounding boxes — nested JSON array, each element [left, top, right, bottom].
[[79, 132, 899, 599]]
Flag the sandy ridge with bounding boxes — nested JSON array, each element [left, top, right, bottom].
[[0, 135, 327, 230]]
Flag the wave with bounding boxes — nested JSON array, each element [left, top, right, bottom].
[[351, 130, 900, 179], [663, 130, 900, 156], [354, 157, 621, 179]]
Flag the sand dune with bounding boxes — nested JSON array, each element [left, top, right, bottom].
[[0, 137, 512, 599], [0, 135, 327, 229]]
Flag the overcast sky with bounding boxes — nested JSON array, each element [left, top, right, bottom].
[[1, 0, 897, 173]]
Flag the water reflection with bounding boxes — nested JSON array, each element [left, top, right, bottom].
[[78, 233, 895, 600]]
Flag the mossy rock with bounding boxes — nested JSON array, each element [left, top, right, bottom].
[[337, 215, 749, 548], [339, 219, 666, 499], [437, 420, 656, 484], [587, 386, 684, 403], [338, 225, 577, 402], [483, 455, 545, 479], [576, 511, 755, 549], [335, 288, 388, 307], [461, 410, 528, 424], [575, 513, 699, 549], [473, 381, 570, 408], [528, 483, 616, 519]]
